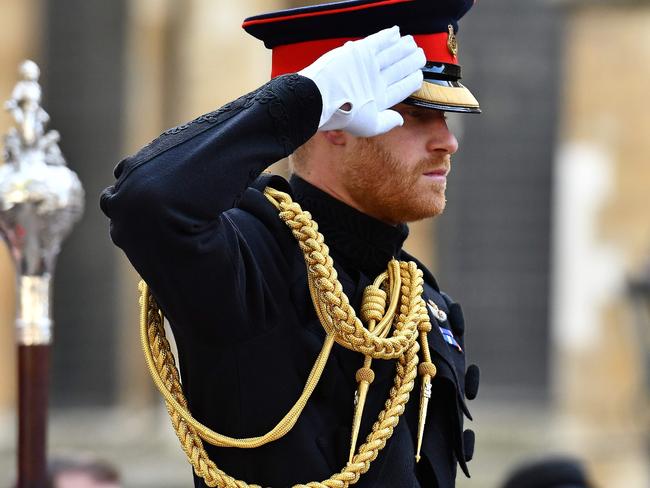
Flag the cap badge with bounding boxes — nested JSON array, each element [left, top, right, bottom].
[[447, 24, 458, 57]]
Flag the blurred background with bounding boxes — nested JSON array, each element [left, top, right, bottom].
[[1, 0, 649, 486]]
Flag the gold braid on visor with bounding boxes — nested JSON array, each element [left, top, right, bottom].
[[410, 80, 480, 109]]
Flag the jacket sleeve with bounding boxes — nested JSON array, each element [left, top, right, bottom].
[[99, 73, 322, 344]]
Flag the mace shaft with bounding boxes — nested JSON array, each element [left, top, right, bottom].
[[17, 345, 50, 488]]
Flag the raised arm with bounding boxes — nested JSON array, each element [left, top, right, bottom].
[[100, 74, 321, 340], [101, 73, 321, 252]]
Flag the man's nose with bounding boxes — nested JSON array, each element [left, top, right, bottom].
[[426, 117, 458, 155]]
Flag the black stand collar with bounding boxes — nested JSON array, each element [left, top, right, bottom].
[[290, 175, 409, 277]]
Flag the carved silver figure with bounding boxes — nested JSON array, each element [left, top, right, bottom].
[[0, 60, 84, 345]]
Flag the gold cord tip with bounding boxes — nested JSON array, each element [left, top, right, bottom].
[[349, 380, 371, 464], [415, 374, 432, 465]]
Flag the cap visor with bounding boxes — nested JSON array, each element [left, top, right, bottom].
[[406, 79, 481, 113]]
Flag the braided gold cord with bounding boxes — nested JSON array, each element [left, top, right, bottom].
[[139, 187, 433, 487], [140, 288, 256, 488], [266, 188, 420, 360]]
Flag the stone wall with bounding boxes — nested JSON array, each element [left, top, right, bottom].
[[551, 4, 650, 485]]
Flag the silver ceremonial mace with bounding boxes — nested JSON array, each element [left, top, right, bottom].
[[0, 60, 84, 488]]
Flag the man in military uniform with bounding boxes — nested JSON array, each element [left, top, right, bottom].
[[101, 0, 481, 486]]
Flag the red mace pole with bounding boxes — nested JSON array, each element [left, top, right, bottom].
[[18, 345, 50, 487], [15, 275, 55, 488]]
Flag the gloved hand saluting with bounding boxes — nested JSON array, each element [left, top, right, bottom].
[[299, 26, 426, 138]]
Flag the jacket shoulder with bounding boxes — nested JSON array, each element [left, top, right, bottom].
[[225, 173, 302, 271]]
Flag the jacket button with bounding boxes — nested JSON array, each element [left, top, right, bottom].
[[465, 364, 480, 400], [463, 429, 475, 462], [448, 303, 464, 337]]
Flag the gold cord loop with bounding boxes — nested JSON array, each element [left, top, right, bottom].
[[139, 187, 436, 487]]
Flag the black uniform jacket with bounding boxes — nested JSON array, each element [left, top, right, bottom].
[[100, 74, 477, 487]]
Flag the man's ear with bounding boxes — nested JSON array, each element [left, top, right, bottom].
[[322, 130, 348, 146]]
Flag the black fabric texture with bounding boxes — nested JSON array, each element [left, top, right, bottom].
[[100, 73, 475, 487]]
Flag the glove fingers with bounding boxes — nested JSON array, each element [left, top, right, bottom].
[[374, 109, 404, 135], [381, 47, 426, 86], [363, 25, 401, 53], [385, 70, 424, 108], [376, 35, 418, 70]]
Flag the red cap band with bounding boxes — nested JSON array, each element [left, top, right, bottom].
[[271, 32, 457, 78]]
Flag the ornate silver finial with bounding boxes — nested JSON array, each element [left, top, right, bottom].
[[0, 60, 84, 345], [3, 60, 65, 167]]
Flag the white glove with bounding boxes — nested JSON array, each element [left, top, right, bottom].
[[299, 26, 426, 138]]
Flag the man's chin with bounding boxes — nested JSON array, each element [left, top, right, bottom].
[[422, 201, 447, 220], [420, 192, 447, 218], [396, 198, 447, 223]]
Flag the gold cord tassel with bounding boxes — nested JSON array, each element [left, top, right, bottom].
[[415, 310, 436, 463], [348, 271, 392, 463], [349, 358, 374, 463]]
